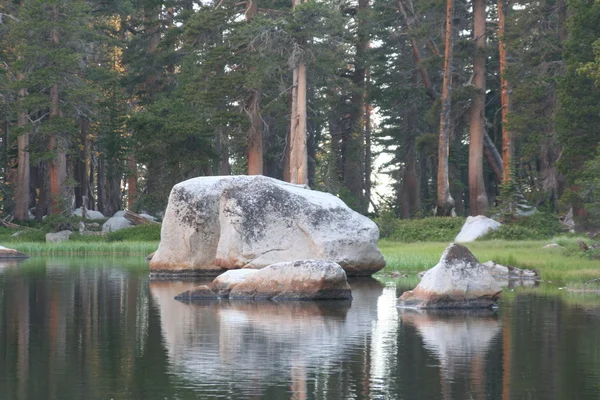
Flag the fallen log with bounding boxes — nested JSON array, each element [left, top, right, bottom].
[[124, 210, 160, 225]]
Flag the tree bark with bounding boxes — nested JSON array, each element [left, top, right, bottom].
[[14, 72, 30, 221], [436, 0, 456, 216], [127, 154, 137, 209], [49, 5, 67, 215], [364, 70, 373, 208], [498, 0, 513, 184], [468, 0, 488, 215], [245, 0, 264, 175], [397, 0, 503, 183], [288, 0, 308, 185], [342, 0, 370, 213]]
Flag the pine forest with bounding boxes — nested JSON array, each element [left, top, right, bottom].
[[1, 0, 600, 226]]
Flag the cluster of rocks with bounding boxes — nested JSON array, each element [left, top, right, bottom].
[[145, 175, 387, 301], [40, 210, 158, 243], [174, 260, 353, 301]]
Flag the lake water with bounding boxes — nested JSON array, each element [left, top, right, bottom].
[[0, 257, 599, 400]]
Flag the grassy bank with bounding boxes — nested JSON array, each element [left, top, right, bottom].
[[379, 237, 600, 286], [9, 241, 159, 256]]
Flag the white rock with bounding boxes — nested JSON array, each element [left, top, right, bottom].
[[102, 215, 133, 233], [150, 175, 385, 276], [46, 230, 73, 243], [543, 243, 563, 249], [0, 245, 29, 258], [211, 269, 259, 296], [228, 260, 352, 300], [139, 213, 157, 222], [72, 208, 105, 220], [113, 210, 126, 218], [455, 215, 501, 242], [398, 243, 501, 309]]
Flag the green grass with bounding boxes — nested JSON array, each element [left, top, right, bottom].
[[10, 241, 158, 256], [378, 237, 600, 285]]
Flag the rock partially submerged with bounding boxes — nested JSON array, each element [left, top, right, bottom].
[[228, 260, 352, 301], [455, 216, 501, 242], [150, 175, 385, 277], [174, 285, 218, 301], [399, 244, 501, 309], [0, 245, 29, 259], [481, 261, 538, 286], [211, 269, 259, 297]]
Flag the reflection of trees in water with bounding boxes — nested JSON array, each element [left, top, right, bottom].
[[0, 259, 176, 399], [1, 261, 600, 400]]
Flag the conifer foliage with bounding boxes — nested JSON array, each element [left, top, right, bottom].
[[0, 0, 598, 222]]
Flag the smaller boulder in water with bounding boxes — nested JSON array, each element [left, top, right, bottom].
[[229, 260, 352, 301], [0, 245, 29, 259], [455, 215, 501, 242], [398, 243, 501, 309], [212, 269, 259, 297]]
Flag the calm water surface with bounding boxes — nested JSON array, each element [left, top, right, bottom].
[[0, 257, 599, 400]]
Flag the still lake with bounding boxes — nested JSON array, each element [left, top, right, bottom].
[[0, 257, 599, 400]]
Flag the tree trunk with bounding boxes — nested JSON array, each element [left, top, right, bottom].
[[288, 0, 308, 185], [436, 0, 456, 216], [398, 0, 503, 183], [75, 117, 90, 209], [468, 0, 488, 215], [217, 128, 231, 175], [49, 6, 67, 215], [498, 0, 513, 184], [364, 70, 373, 208], [400, 146, 420, 218], [246, 0, 264, 175], [342, 0, 370, 213], [127, 154, 137, 209], [15, 77, 30, 221]]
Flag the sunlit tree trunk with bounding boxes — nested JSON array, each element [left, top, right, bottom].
[[246, 0, 264, 175], [289, 0, 308, 185], [498, 0, 513, 184], [468, 0, 488, 215], [49, 5, 67, 215], [436, 0, 455, 216]]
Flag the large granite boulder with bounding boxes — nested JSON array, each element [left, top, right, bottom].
[[228, 260, 352, 301], [455, 215, 501, 242], [149, 175, 385, 277], [0, 245, 29, 259], [398, 243, 502, 309]]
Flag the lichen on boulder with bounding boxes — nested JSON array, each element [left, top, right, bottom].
[[150, 175, 385, 277]]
